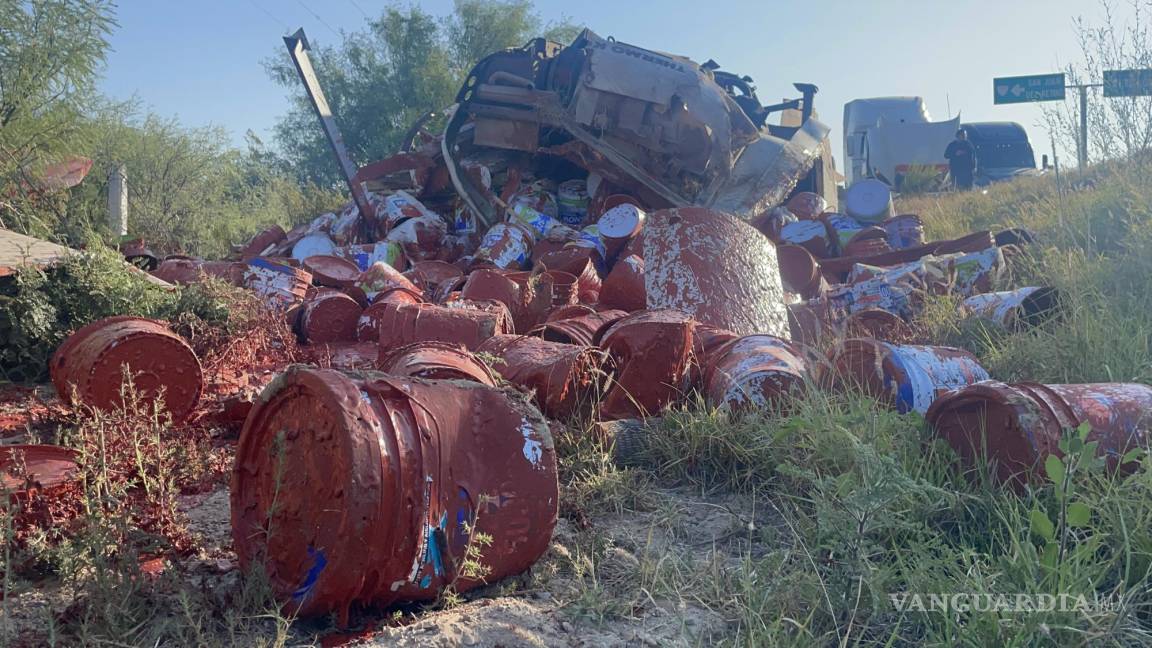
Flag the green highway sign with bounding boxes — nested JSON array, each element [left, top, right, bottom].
[[994, 73, 1066, 104], [1103, 68, 1152, 97]]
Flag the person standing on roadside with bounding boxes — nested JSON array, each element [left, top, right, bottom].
[[944, 129, 977, 190]]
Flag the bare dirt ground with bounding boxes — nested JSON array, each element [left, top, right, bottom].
[[2, 381, 771, 646], [174, 485, 765, 647]]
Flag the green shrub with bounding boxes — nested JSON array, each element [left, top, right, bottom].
[[0, 240, 256, 383]]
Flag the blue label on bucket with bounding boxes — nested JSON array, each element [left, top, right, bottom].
[[558, 207, 586, 228], [248, 257, 291, 275]]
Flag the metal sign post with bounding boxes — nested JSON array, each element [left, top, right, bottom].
[[995, 68, 1152, 172], [284, 28, 377, 237], [1067, 84, 1100, 172], [993, 72, 1102, 172]]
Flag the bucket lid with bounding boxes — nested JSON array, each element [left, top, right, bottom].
[[292, 233, 338, 261], [2, 445, 80, 495], [304, 255, 362, 287], [845, 179, 892, 222]]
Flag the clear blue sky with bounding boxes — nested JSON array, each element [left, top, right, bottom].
[[98, 0, 1128, 166]]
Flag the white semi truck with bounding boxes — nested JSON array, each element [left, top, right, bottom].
[[844, 97, 1038, 189], [843, 97, 958, 188]]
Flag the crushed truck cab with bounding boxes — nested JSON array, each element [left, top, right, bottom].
[[443, 30, 834, 226]]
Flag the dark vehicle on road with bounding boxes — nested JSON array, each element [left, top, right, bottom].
[[960, 122, 1038, 186]]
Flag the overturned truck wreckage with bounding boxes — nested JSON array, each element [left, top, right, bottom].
[[443, 30, 834, 226]]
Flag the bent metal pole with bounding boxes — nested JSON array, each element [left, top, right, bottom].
[[283, 29, 377, 237]]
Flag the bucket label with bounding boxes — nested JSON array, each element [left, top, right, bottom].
[[963, 287, 1037, 324], [886, 344, 990, 414], [519, 419, 545, 469]]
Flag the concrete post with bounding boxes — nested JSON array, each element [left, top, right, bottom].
[[108, 165, 128, 236]]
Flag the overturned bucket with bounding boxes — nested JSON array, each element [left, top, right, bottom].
[[535, 310, 628, 347], [537, 247, 602, 305], [599, 310, 696, 420], [301, 290, 364, 344], [304, 255, 362, 288], [824, 339, 990, 415], [961, 286, 1062, 329], [643, 207, 789, 338], [882, 214, 925, 250], [460, 269, 524, 329], [232, 367, 558, 622], [926, 381, 1152, 484], [776, 244, 827, 300], [407, 261, 465, 303], [376, 302, 513, 351], [2, 445, 80, 498], [477, 335, 612, 420], [705, 335, 809, 412], [51, 316, 203, 422], [245, 258, 313, 307], [598, 255, 646, 313], [844, 308, 913, 342], [377, 341, 496, 386]]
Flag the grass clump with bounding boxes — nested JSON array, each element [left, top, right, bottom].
[[552, 160, 1152, 646], [2, 376, 291, 647]]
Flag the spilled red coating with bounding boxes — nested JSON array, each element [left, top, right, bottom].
[[51, 316, 203, 421], [232, 367, 558, 621], [642, 208, 789, 338], [544, 304, 597, 322], [377, 302, 512, 351], [477, 335, 612, 420], [927, 381, 1152, 485], [301, 291, 364, 344], [598, 309, 695, 420], [303, 342, 380, 370], [598, 255, 646, 313], [377, 341, 496, 386]]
